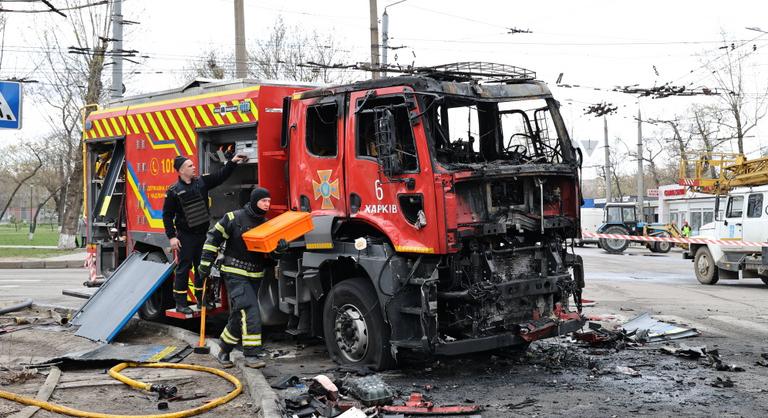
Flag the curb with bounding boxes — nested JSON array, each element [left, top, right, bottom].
[[0, 260, 84, 269], [30, 303, 281, 418]]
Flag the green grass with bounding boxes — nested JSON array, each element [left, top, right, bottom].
[[0, 223, 60, 246], [0, 248, 79, 259]]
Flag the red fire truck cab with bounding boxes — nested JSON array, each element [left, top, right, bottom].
[[84, 64, 585, 369]]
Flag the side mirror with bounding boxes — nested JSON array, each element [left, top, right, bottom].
[[374, 108, 402, 177]]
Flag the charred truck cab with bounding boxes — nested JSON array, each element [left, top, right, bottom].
[[280, 63, 585, 368]]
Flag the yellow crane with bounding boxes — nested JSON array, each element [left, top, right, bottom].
[[679, 153, 768, 193]]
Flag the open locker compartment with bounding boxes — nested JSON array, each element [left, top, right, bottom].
[[198, 125, 259, 220], [86, 138, 127, 276]]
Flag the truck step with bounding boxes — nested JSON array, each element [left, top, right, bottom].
[[400, 307, 423, 315]]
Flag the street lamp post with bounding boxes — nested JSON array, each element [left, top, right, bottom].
[[381, 0, 408, 76]]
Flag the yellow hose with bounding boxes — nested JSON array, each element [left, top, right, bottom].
[[0, 362, 242, 418]]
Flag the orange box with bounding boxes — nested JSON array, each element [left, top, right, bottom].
[[242, 211, 314, 253]]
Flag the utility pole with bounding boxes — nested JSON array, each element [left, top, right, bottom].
[[234, 0, 247, 78], [381, 8, 389, 75], [369, 0, 380, 79], [604, 116, 612, 203], [636, 108, 644, 221], [111, 0, 123, 99]]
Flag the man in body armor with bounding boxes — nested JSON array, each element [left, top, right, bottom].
[[198, 187, 286, 369], [162, 154, 246, 314]]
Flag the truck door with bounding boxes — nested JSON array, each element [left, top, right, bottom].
[[740, 192, 764, 251], [289, 97, 346, 216], [720, 194, 745, 252], [344, 87, 440, 254]]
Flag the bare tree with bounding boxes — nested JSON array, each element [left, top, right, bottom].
[[30, 0, 112, 248], [248, 16, 353, 84], [707, 38, 768, 154], [0, 144, 44, 221], [186, 50, 230, 80]]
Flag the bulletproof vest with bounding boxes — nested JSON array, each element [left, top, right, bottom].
[[171, 184, 209, 228]]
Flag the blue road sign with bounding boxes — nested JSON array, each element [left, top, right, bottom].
[[0, 81, 22, 130]]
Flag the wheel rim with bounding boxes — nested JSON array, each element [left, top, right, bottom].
[[658, 242, 671, 251], [334, 304, 369, 362], [604, 237, 626, 251], [697, 253, 711, 277]]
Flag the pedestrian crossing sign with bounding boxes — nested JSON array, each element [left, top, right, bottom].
[[0, 81, 22, 130]]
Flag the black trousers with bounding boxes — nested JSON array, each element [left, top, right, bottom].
[[219, 273, 263, 356], [173, 231, 207, 304]]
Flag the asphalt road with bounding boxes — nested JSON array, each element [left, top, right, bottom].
[[0, 268, 88, 308], [4, 247, 768, 416]]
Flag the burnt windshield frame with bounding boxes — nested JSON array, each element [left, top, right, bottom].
[[419, 94, 574, 169]]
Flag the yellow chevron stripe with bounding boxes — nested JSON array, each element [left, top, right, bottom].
[[175, 108, 197, 146], [186, 106, 202, 128], [127, 114, 139, 134], [251, 100, 259, 120], [93, 120, 105, 137], [154, 112, 176, 143], [145, 112, 165, 140], [118, 116, 128, 134], [102, 118, 115, 137], [109, 117, 122, 136], [137, 113, 150, 134], [165, 110, 193, 153], [195, 105, 212, 127], [207, 103, 225, 125]]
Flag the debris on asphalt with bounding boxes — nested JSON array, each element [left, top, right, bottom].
[[310, 374, 339, 401], [345, 375, 396, 406], [502, 397, 538, 410], [710, 377, 734, 388], [381, 392, 482, 415], [621, 312, 699, 342], [660, 344, 745, 372], [614, 366, 641, 377], [756, 353, 768, 367], [271, 374, 301, 389]]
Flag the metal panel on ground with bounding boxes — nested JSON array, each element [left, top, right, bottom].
[[71, 252, 174, 342]]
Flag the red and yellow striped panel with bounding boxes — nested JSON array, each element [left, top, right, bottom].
[[83, 97, 259, 146]]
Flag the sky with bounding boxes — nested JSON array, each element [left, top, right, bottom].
[[1, 0, 766, 180]]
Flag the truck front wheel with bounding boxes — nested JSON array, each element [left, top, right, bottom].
[[694, 247, 719, 285], [323, 278, 396, 370]]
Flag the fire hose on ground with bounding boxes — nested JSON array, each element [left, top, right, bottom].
[[0, 362, 242, 418]]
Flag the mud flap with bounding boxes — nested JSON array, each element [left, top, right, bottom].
[[70, 252, 174, 342]]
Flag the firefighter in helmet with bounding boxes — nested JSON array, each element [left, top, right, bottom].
[[162, 153, 246, 314], [198, 187, 288, 369]]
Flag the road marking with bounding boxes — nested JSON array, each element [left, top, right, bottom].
[[0, 285, 20, 288], [0, 279, 41, 283]]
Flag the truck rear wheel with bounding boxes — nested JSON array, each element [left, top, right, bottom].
[[694, 247, 719, 285], [138, 252, 172, 321], [323, 278, 396, 370], [599, 226, 630, 254]]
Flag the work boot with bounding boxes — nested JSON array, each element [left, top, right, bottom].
[[216, 350, 234, 368], [195, 291, 216, 310], [175, 303, 193, 315], [244, 356, 266, 369]]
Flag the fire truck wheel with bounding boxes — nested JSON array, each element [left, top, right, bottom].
[[139, 252, 172, 321], [694, 247, 719, 285], [323, 278, 396, 370], [599, 226, 630, 254]]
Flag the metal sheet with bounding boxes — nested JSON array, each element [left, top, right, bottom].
[[621, 312, 700, 342], [71, 252, 174, 342], [38, 343, 191, 365]]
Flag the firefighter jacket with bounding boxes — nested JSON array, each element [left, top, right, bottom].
[[162, 160, 237, 238], [200, 205, 269, 279]]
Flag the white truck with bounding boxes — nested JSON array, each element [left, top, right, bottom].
[[577, 207, 603, 246], [684, 185, 768, 286]]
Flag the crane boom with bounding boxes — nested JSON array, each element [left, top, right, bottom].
[[679, 153, 768, 194]]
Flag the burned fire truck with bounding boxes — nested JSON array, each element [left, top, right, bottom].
[[83, 63, 585, 369]]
